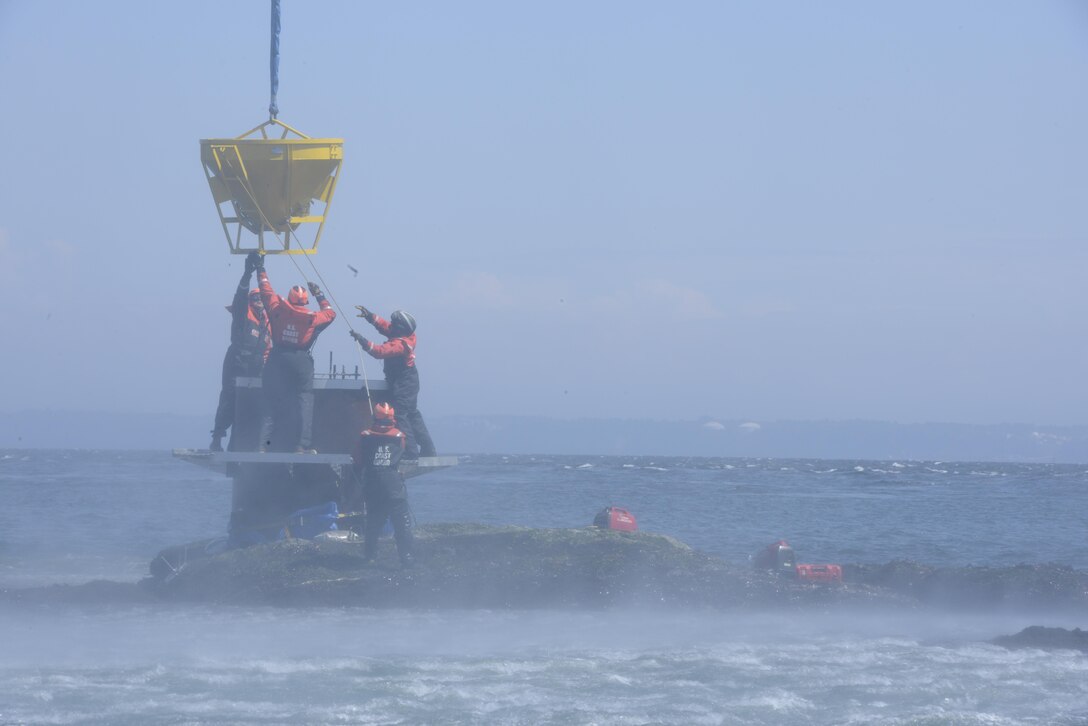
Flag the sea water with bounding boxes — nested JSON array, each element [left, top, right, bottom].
[[1, 450, 1086, 725]]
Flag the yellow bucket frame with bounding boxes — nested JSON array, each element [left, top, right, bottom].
[[200, 118, 344, 255]]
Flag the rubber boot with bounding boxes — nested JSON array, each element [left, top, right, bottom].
[[392, 503, 415, 568], [209, 433, 224, 452], [363, 521, 381, 564]]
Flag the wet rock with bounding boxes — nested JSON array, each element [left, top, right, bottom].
[[991, 626, 1088, 653], [146, 524, 904, 609], [844, 561, 1088, 610], [10, 526, 1088, 611]]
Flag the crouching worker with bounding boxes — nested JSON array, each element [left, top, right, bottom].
[[352, 402, 415, 568]]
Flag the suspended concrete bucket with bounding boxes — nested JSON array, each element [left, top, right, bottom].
[[200, 118, 343, 255]]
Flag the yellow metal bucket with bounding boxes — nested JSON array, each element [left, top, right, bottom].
[[200, 118, 343, 255]]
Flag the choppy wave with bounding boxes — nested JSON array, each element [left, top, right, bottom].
[[3, 451, 1088, 724], [1, 609, 1085, 725]]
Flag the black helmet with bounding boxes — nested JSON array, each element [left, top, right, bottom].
[[390, 310, 416, 334]]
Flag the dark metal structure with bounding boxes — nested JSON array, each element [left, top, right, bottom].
[[174, 376, 455, 539]]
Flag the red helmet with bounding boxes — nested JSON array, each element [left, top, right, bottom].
[[288, 285, 309, 306], [374, 402, 395, 423], [248, 289, 263, 305]]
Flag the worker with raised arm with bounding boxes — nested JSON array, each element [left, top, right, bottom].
[[350, 305, 436, 459], [256, 253, 336, 452], [209, 253, 272, 452]]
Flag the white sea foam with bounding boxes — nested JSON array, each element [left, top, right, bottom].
[[2, 610, 1085, 724]]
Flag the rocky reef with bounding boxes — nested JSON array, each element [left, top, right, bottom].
[[845, 561, 1088, 611], [147, 523, 905, 609], [991, 626, 1088, 653], [146, 524, 1088, 611], [4, 524, 1087, 613]]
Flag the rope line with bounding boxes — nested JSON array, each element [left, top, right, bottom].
[[229, 167, 374, 412], [277, 216, 375, 415]]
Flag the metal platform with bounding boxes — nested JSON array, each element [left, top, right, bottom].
[[234, 377, 387, 390], [172, 448, 458, 479]]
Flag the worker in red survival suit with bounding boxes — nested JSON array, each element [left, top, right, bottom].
[[210, 253, 271, 452], [352, 402, 415, 568], [255, 253, 336, 452], [350, 306, 436, 459]]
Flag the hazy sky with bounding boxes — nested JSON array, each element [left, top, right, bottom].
[[1, 1, 1086, 425]]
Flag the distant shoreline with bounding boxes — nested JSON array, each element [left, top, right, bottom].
[[3, 410, 1088, 463]]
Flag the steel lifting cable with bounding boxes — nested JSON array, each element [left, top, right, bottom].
[[230, 160, 374, 412], [285, 227, 376, 415], [269, 0, 280, 120], [239, 0, 374, 411], [268, 194, 374, 410], [235, 179, 375, 410]]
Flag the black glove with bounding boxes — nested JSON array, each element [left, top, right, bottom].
[[254, 253, 265, 272], [307, 281, 322, 296], [350, 331, 370, 349], [244, 252, 259, 274], [354, 304, 372, 321]]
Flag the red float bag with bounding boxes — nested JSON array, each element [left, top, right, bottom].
[[593, 506, 638, 532]]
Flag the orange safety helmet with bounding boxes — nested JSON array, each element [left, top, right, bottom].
[[373, 402, 396, 423], [288, 285, 309, 306], [248, 289, 263, 306]]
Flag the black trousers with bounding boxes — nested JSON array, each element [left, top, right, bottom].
[[262, 348, 315, 451], [390, 367, 436, 458], [364, 484, 414, 562], [212, 345, 264, 437]]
